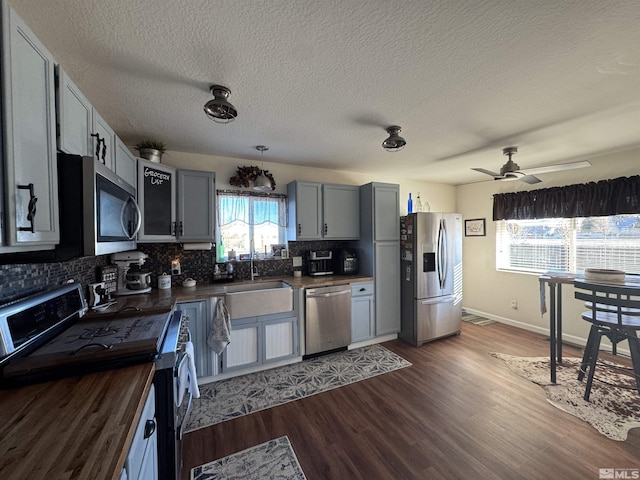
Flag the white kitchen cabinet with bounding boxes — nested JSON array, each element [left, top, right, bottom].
[[137, 159, 216, 243], [92, 109, 115, 171], [357, 183, 401, 336], [351, 281, 375, 343], [223, 318, 261, 372], [1, 1, 60, 250], [114, 138, 138, 188], [125, 385, 157, 480], [287, 181, 359, 240], [56, 67, 93, 157], [221, 293, 300, 373]]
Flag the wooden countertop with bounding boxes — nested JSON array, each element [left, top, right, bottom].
[[0, 362, 155, 480], [86, 274, 374, 316]]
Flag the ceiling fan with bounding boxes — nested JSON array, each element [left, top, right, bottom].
[[472, 147, 591, 184]]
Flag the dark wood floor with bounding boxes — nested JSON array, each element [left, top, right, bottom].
[[182, 322, 640, 479]]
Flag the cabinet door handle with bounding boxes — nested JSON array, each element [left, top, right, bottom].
[[297, 224, 301, 235], [324, 223, 328, 235], [17, 183, 37, 232], [359, 288, 366, 292], [144, 419, 156, 439], [100, 138, 107, 164], [179, 221, 184, 236], [90, 133, 103, 162]]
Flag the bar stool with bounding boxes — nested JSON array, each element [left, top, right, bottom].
[[574, 280, 640, 401]]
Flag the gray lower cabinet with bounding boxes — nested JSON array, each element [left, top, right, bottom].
[[2, 1, 60, 249], [125, 384, 157, 480], [222, 294, 300, 373], [350, 282, 375, 343], [177, 299, 216, 378]]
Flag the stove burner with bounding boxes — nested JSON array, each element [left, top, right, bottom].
[[79, 326, 120, 340]]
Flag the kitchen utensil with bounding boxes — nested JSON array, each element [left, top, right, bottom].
[[126, 271, 152, 290], [158, 273, 171, 289], [182, 278, 196, 288]]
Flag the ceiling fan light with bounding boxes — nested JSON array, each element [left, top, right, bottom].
[[382, 125, 406, 152], [204, 85, 238, 124]]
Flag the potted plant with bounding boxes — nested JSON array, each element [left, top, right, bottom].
[[136, 139, 167, 163]]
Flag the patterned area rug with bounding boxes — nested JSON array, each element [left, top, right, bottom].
[[492, 353, 640, 441], [191, 436, 306, 480], [186, 344, 411, 432]]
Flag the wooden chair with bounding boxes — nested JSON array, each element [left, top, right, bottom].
[[574, 279, 640, 401]]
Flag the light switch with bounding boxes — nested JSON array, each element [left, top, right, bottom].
[[292, 256, 303, 267]]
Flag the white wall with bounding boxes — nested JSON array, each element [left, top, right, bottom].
[[159, 149, 457, 214], [456, 146, 640, 345]]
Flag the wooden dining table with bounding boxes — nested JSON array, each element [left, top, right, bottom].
[[538, 271, 640, 383]]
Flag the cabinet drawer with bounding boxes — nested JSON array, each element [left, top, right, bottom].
[[351, 282, 374, 297]]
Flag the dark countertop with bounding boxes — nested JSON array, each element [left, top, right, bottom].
[[86, 274, 374, 316]]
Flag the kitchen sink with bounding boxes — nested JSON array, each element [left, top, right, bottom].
[[224, 281, 293, 319]]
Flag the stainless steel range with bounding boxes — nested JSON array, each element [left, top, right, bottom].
[[0, 283, 192, 480]]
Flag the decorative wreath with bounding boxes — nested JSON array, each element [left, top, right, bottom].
[[229, 165, 276, 190]]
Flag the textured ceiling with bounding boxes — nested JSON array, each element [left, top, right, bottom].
[[9, 0, 640, 185]]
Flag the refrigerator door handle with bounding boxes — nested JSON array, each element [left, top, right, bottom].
[[437, 219, 448, 289]]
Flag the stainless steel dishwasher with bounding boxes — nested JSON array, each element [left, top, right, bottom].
[[305, 284, 352, 356]]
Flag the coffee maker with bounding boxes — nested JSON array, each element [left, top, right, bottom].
[[307, 250, 334, 276], [111, 250, 152, 295]]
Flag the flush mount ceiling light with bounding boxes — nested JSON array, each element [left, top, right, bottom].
[[203, 85, 238, 124], [253, 145, 272, 191], [382, 125, 406, 152]]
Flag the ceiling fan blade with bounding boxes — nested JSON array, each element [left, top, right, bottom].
[[519, 175, 542, 184], [472, 167, 502, 178], [522, 160, 591, 176]]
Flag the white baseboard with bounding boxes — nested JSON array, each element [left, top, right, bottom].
[[462, 307, 631, 357]]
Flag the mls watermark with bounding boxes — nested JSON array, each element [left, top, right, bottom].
[[600, 468, 640, 479]]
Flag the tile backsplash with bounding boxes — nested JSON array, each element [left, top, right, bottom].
[[0, 239, 357, 304]]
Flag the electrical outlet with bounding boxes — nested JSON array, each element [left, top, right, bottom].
[[511, 299, 518, 310], [292, 256, 303, 267]]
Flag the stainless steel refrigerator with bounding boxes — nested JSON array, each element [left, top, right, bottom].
[[400, 213, 463, 346]]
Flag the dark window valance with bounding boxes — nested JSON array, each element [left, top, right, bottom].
[[493, 175, 640, 220]]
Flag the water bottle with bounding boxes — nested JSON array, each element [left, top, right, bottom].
[[415, 192, 423, 212], [408, 193, 413, 213]]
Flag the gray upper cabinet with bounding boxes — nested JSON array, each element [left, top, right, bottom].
[[1, 2, 59, 249], [323, 183, 360, 239], [287, 181, 359, 240], [137, 158, 215, 243], [287, 181, 322, 240], [56, 68, 93, 157], [177, 169, 215, 242], [137, 158, 176, 242], [92, 109, 115, 170], [114, 138, 137, 188]]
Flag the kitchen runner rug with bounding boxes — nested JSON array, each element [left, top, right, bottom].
[[191, 436, 307, 480], [462, 312, 497, 326], [491, 352, 640, 441], [186, 344, 411, 433]]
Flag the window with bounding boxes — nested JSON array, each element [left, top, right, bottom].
[[217, 191, 287, 256], [496, 214, 640, 274]]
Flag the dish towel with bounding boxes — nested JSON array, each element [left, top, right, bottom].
[[208, 298, 231, 355], [185, 341, 200, 399]]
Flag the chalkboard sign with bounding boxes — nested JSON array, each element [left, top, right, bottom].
[[142, 164, 173, 235]]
